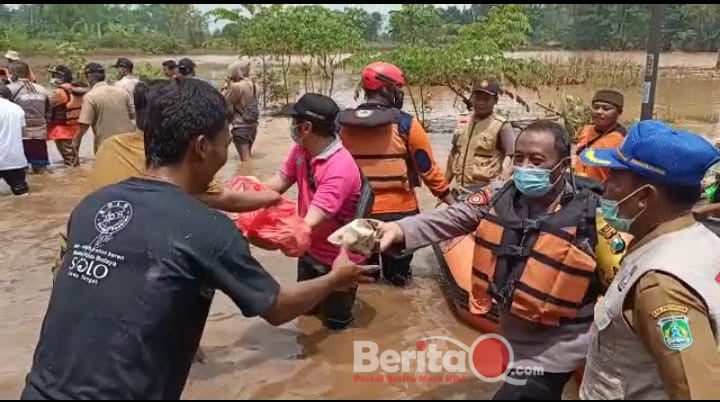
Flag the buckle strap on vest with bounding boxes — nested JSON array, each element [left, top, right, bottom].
[[482, 213, 576, 244]]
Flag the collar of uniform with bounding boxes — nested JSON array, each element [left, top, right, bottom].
[[627, 213, 696, 253], [313, 136, 342, 161]]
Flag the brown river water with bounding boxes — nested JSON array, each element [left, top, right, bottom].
[[1, 50, 719, 399]]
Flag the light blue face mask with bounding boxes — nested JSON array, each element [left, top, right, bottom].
[[599, 185, 652, 233], [513, 164, 563, 197]]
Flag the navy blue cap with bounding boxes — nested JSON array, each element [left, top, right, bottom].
[[579, 120, 720, 186]]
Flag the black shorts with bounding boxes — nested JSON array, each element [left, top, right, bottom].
[[232, 126, 258, 146], [0, 168, 29, 195]]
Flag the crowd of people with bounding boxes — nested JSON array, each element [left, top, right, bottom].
[[1, 49, 718, 400]]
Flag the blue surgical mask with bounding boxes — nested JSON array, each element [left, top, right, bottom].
[[513, 166, 555, 197], [599, 185, 652, 233]]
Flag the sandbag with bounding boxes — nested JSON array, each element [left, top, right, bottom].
[[226, 176, 311, 257]]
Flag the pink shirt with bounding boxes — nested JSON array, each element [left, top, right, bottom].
[[279, 138, 363, 265]]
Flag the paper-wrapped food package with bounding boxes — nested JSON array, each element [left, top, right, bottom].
[[327, 219, 381, 256]]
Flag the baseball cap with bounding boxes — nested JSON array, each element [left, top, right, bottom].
[[579, 120, 720, 186], [84, 63, 105, 75], [178, 58, 196, 74], [472, 78, 501, 96], [47, 65, 73, 80], [111, 57, 133, 70], [280, 93, 340, 123]]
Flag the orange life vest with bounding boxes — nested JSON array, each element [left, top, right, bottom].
[[50, 84, 84, 125], [471, 180, 599, 327], [338, 107, 419, 192]]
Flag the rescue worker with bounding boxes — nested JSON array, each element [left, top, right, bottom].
[[445, 78, 516, 191], [577, 120, 720, 399], [376, 120, 617, 399], [47, 66, 88, 167], [573, 89, 626, 184], [338, 61, 453, 287]]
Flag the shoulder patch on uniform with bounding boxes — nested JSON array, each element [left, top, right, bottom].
[[658, 315, 693, 351], [466, 191, 490, 206], [651, 304, 689, 319]]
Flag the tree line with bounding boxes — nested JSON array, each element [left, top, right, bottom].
[[3, 4, 720, 54]]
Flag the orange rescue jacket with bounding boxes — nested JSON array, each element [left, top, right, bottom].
[[471, 179, 600, 326], [50, 83, 84, 125], [339, 107, 419, 192], [574, 124, 626, 184]]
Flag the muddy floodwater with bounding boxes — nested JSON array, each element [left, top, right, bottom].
[[2, 49, 719, 399]]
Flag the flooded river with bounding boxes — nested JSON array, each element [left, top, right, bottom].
[[1, 49, 718, 399]]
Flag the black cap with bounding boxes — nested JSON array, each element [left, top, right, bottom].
[[178, 58, 196, 74], [472, 78, 501, 96], [280, 93, 340, 123], [84, 62, 105, 75], [48, 65, 73, 81], [112, 57, 133, 70]]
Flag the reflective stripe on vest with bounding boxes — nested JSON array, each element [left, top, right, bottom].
[[339, 108, 415, 192], [471, 186, 598, 326]]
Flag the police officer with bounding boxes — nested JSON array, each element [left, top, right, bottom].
[[578, 120, 720, 399]]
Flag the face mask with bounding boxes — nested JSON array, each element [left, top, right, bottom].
[[599, 185, 652, 233], [50, 78, 61, 86]]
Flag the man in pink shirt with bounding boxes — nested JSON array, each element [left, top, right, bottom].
[[265, 93, 364, 330]]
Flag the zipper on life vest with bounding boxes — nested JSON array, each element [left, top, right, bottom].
[[459, 120, 478, 187]]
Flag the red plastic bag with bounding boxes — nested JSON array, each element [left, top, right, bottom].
[[226, 176, 311, 257]]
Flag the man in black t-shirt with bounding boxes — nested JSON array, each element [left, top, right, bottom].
[[21, 79, 376, 400]]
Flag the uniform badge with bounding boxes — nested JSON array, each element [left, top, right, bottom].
[[355, 109, 373, 118], [466, 191, 490, 206], [651, 304, 689, 319], [658, 315, 693, 351]]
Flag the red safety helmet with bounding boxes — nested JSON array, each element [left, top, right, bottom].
[[361, 62, 406, 91]]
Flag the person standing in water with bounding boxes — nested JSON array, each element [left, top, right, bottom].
[[6, 61, 50, 174], [573, 89, 626, 184], [21, 78, 376, 400], [578, 120, 720, 399], [112, 58, 140, 98], [223, 59, 260, 161], [265, 93, 365, 330], [47, 65, 87, 167], [74, 63, 136, 154], [0, 84, 29, 195], [338, 62, 453, 287], [446, 78, 516, 190]]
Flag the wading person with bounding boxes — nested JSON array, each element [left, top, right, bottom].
[[377, 121, 610, 399], [6, 61, 50, 173], [265, 93, 365, 330], [21, 78, 376, 400], [223, 59, 260, 162], [338, 61, 453, 287], [578, 120, 720, 399], [0, 84, 29, 195], [74, 63, 136, 154], [47, 65, 87, 167]]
